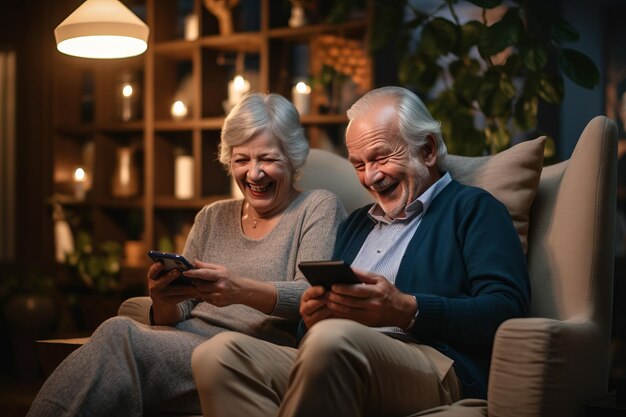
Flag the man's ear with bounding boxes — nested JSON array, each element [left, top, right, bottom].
[[422, 135, 438, 167]]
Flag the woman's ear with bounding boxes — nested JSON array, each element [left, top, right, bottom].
[[422, 135, 438, 167]]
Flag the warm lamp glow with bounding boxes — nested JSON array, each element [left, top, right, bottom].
[[55, 0, 149, 59]]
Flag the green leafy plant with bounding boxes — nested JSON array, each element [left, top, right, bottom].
[[65, 231, 123, 294], [330, 0, 599, 155]]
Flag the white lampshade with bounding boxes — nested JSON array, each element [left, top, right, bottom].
[[55, 0, 149, 59]]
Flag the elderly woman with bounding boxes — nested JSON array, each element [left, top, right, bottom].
[[27, 93, 347, 417]]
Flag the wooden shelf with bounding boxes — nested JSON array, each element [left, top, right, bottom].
[[50, 0, 372, 270], [269, 19, 369, 40]]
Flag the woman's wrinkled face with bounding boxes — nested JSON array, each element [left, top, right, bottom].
[[230, 132, 295, 216]]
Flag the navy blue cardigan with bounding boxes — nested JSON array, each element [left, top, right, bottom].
[[326, 180, 531, 399]]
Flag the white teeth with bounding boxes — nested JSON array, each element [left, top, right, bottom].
[[249, 183, 270, 192]]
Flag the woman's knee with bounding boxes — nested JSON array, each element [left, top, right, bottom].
[[91, 316, 137, 340]]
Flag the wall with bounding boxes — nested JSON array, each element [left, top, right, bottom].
[[559, 0, 622, 160]]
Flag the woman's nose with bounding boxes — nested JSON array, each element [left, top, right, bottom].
[[247, 162, 265, 180]]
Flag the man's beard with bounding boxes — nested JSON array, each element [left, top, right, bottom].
[[380, 160, 429, 219]]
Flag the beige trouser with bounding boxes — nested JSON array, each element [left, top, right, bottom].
[[192, 319, 461, 417]]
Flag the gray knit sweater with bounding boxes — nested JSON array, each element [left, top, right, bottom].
[[179, 189, 346, 346]]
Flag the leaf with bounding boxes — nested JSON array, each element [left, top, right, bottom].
[[514, 96, 538, 130], [457, 21, 485, 56], [551, 18, 580, 43], [369, 0, 407, 52], [558, 48, 600, 89], [398, 54, 441, 92], [454, 72, 482, 106], [522, 43, 549, 72], [479, 8, 523, 57], [405, 7, 430, 29], [466, 0, 502, 8], [544, 136, 556, 159], [477, 70, 516, 117], [537, 74, 564, 104], [485, 120, 511, 153], [420, 17, 458, 57]]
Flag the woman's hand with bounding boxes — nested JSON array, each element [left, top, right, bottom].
[[183, 260, 278, 313], [182, 260, 244, 307], [147, 262, 201, 324], [148, 262, 201, 304]]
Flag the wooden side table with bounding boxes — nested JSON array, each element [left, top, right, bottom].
[[35, 338, 89, 378]]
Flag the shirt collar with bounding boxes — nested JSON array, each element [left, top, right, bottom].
[[368, 172, 452, 224]]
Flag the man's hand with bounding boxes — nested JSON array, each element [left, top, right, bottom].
[[300, 285, 334, 329], [321, 268, 418, 329]]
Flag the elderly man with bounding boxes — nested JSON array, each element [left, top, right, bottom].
[[191, 86, 530, 417]]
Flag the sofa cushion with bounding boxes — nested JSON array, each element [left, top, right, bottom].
[[441, 136, 546, 253]]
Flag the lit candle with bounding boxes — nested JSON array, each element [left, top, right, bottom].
[[292, 81, 311, 116], [228, 75, 250, 107], [73, 167, 86, 200], [121, 82, 134, 121], [171, 100, 188, 120]]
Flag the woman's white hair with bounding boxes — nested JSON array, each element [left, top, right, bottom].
[[347, 86, 447, 166], [219, 92, 309, 178]]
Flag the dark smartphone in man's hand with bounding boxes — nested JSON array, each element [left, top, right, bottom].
[[147, 250, 196, 286], [298, 260, 361, 290]]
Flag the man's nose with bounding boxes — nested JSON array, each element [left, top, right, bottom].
[[364, 164, 383, 187]]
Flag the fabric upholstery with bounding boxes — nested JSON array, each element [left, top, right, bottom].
[[442, 136, 546, 253], [486, 116, 617, 417], [296, 148, 373, 214]]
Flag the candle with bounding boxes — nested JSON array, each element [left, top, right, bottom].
[[171, 100, 188, 120], [175, 155, 194, 199], [73, 167, 86, 200], [292, 81, 311, 116], [121, 81, 134, 121], [184, 13, 199, 41], [228, 75, 250, 107]]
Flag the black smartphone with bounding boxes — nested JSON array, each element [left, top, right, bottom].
[[298, 260, 361, 290], [147, 250, 196, 286]]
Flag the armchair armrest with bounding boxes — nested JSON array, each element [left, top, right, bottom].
[[117, 296, 152, 325], [487, 317, 608, 417]]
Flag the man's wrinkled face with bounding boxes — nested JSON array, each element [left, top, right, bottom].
[[346, 100, 431, 219]]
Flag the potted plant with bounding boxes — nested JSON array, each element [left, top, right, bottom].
[[63, 231, 124, 331], [328, 0, 599, 156]]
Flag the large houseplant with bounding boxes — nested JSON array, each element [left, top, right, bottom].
[[329, 0, 599, 156]]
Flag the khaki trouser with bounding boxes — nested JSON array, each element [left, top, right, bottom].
[[192, 319, 461, 417]]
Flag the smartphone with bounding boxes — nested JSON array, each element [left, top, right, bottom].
[[298, 260, 361, 290], [147, 250, 196, 286]]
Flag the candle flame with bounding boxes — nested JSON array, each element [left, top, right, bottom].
[[74, 167, 86, 182]]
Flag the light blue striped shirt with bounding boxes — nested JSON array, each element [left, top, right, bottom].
[[351, 172, 452, 335]]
